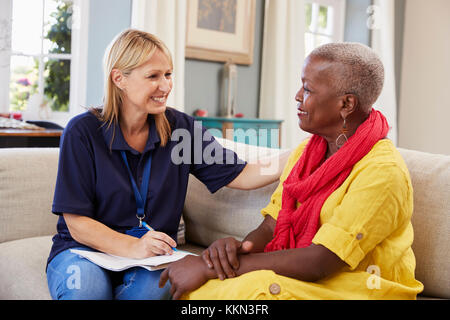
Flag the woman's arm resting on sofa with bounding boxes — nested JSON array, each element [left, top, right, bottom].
[[226, 150, 291, 190]]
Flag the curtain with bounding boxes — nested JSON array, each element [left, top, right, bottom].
[[0, 0, 12, 113], [259, 0, 307, 149], [131, 0, 186, 111], [371, 0, 398, 145]]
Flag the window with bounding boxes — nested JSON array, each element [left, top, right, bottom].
[[10, 0, 73, 114], [305, 0, 346, 56], [0, 0, 87, 124]]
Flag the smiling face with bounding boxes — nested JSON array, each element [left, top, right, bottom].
[[116, 49, 173, 116], [295, 55, 346, 139]]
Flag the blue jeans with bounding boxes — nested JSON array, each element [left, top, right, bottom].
[[47, 247, 171, 300]]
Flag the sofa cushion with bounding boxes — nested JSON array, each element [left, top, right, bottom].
[[398, 148, 450, 299], [0, 236, 53, 299], [184, 138, 283, 246], [184, 177, 275, 246], [0, 148, 59, 243]]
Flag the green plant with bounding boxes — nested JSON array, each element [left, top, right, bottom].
[[44, 0, 72, 112]]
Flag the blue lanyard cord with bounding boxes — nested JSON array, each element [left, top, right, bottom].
[[120, 151, 152, 220]]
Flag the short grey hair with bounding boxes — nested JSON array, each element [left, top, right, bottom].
[[309, 42, 384, 110]]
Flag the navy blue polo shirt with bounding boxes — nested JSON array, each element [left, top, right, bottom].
[[48, 108, 246, 266]]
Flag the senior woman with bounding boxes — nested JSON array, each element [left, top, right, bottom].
[[159, 43, 424, 300], [46, 29, 288, 300]]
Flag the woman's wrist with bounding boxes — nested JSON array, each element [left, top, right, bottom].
[[125, 236, 143, 259], [242, 217, 275, 253], [200, 255, 220, 280]]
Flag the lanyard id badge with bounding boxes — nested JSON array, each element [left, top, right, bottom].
[[121, 151, 152, 228]]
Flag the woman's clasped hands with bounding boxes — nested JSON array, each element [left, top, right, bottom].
[[159, 237, 253, 300], [201, 237, 254, 280]]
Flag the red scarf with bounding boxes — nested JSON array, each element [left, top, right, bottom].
[[264, 109, 389, 252]]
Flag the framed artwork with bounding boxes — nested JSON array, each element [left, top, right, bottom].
[[186, 0, 256, 65]]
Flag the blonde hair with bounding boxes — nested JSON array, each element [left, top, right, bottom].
[[93, 29, 172, 147]]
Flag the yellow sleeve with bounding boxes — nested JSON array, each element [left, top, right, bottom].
[[260, 139, 310, 220], [312, 162, 412, 270]]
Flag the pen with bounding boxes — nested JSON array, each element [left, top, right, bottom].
[[142, 222, 178, 252]]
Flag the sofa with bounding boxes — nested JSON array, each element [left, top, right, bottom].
[[0, 139, 449, 300]]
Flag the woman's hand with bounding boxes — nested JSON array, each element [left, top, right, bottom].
[[201, 237, 253, 280], [159, 255, 215, 300], [131, 230, 177, 259], [201, 215, 276, 280]]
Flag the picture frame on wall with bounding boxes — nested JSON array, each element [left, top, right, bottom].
[[186, 0, 256, 65]]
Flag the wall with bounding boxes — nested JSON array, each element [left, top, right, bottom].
[[0, 0, 12, 113], [82, 0, 398, 123], [344, 0, 371, 44], [398, 0, 450, 155], [394, 0, 406, 108], [184, 0, 372, 119], [85, 0, 132, 107], [184, 0, 265, 118]]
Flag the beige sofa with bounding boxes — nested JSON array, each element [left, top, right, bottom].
[[0, 141, 449, 300]]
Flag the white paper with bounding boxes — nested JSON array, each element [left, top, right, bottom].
[[70, 249, 194, 272]]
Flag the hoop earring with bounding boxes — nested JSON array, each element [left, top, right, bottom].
[[336, 118, 348, 149]]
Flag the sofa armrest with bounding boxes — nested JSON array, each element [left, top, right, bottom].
[[0, 148, 59, 243]]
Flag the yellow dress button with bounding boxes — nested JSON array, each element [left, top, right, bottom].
[[269, 283, 281, 295], [356, 233, 364, 240]]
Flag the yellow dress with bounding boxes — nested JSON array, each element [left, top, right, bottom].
[[185, 139, 424, 300]]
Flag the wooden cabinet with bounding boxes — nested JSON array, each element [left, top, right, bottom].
[[195, 117, 283, 148], [0, 129, 62, 148]]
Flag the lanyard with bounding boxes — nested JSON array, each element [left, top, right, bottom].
[[120, 151, 152, 227]]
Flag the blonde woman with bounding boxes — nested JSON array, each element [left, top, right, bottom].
[[46, 29, 287, 300]]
